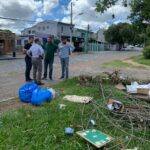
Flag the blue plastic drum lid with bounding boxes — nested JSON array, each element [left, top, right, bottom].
[[18, 82, 38, 103], [31, 88, 53, 106]]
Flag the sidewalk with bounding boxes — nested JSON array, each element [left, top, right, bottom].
[[0, 53, 24, 60]]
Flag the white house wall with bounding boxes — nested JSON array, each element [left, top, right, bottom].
[[97, 29, 105, 43], [22, 21, 58, 36], [57, 24, 71, 37]]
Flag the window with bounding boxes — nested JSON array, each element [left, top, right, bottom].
[[61, 26, 63, 33], [47, 26, 49, 29], [32, 30, 36, 34], [24, 40, 28, 45], [17, 40, 21, 46], [0, 40, 4, 49], [28, 30, 31, 34], [43, 26, 45, 30], [38, 26, 41, 30]]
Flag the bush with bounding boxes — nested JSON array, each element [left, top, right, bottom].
[[143, 46, 150, 59]]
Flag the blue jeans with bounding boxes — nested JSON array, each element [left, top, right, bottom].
[[60, 57, 69, 79]]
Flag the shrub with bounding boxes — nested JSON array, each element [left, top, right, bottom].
[[143, 46, 150, 59]]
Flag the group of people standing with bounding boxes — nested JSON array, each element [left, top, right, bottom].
[[23, 36, 75, 85]]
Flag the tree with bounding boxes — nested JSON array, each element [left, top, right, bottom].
[[95, 0, 150, 24], [104, 23, 135, 49]]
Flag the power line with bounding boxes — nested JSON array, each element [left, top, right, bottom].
[[0, 16, 36, 23]]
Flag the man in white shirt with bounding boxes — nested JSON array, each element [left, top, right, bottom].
[[27, 38, 44, 85]]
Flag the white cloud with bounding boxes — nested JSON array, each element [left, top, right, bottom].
[[62, 0, 131, 32], [0, 0, 59, 33], [43, 0, 59, 15]]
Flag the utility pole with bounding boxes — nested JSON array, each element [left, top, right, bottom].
[[87, 24, 90, 53], [70, 1, 73, 43], [84, 24, 90, 53]]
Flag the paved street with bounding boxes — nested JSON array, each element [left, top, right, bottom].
[[0, 51, 149, 102]]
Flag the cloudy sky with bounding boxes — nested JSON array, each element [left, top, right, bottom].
[[0, 0, 131, 33]]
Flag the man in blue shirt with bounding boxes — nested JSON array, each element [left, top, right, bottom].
[[58, 38, 74, 79]]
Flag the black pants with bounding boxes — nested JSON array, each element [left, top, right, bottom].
[[25, 58, 32, 81], [43, 59, 54, 79]]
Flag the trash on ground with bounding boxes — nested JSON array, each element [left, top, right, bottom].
[[31, 88, 55, 106], [18, 82, 38, 103], [107, 99, 124, 112], [115, 83, 126, 90], [59, 104, 66, 109], [65, 127, 74, 134], [128, 94, 150, 102], [89, 119, 96, 126], [18, 82, 55, 106], [63, 95, 93, 103], [127, 82, 150, 96], [111, 105, 150, 127], [77, 129, 113, 148]]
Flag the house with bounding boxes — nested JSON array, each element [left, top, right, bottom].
[[21, 20, 58, 37], [19, 20, 74, 49], [21, 20, 74, 38], [57, 22, 74, 38], [0, 30, 15, 54], [95, 29, 105, 43], [15, 35, 33, 52], [73, 28, 94, 51]]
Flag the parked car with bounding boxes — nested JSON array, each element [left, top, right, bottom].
[[121, 45, 143, 51], [121, 45, 134, 51]]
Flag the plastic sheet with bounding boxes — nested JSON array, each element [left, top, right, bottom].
[[18, 82, 38, 103]]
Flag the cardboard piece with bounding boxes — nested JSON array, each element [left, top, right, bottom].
[[63, 95, 93, 103], [77, 129, 113, 148], [127, 82, 150, 96], [115, 83, 126, 90]]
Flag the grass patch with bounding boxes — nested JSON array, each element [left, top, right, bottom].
[[101, 60, 132, 68], [132, 55, 150, 66], [0, 78, 150, 149]]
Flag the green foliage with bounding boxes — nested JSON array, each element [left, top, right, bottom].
[[129, 0, 150, 24], [95, 0, 150, 24], [95, 0, 118, 13], [1, 78, 150, 149], [102, 60, 131, 68], [0, 29, 12, 33], [104, 23, 134, 45], [143, 45, 150, 59], [132, 55, 150, 66]]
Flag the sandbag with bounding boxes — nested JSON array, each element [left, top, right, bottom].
[[18, 82, 38, 103], [31, 88, 53, 106]]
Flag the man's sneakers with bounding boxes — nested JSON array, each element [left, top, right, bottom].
[[59, 76, 64, 79], [49, 77, 53, 81], [26, 78, 33, 82], [42, 77, 47, 80], [36, 82, 45, 85]]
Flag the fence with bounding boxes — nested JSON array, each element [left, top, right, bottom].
[[88, 43, 104, 51]]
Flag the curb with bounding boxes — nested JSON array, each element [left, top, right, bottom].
[[0, 57, 24, 61], [0, 96, 18, 103]]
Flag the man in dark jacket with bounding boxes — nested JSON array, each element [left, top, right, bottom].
[[23, 37, 33, 82], [42, 36, 58, 80]]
